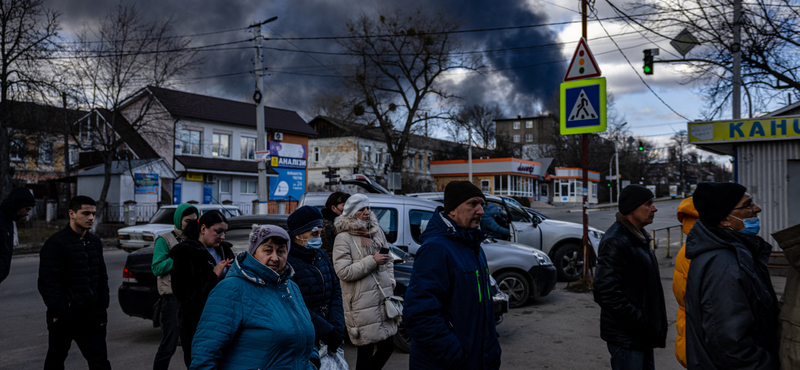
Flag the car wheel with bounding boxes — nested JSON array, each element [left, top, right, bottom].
[[496, 271, 530, 308], [393, 320, 411, 353], [554, 243, 584, 282]]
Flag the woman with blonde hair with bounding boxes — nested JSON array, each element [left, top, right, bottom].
[[333, 194, 397, 370]]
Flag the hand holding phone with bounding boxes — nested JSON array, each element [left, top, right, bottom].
[[379, 246, 390, 254]]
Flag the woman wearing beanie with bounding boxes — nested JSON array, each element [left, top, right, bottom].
[[189, 225, 319, 369], [321, 192, 351, 260], [286, 206, 346, 357], [333, 194, 398, 370], [168, 210, 234, 367]]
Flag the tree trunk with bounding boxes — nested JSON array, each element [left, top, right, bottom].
[[0, 125, 10, 200], [93, 152, 113, 233]]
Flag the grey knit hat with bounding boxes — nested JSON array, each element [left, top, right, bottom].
[[248, 224, 290, 255]]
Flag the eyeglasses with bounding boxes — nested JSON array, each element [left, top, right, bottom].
[[733, 200, 756, 212]]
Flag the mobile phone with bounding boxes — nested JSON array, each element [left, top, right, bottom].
[[379, 246, 390, 254]]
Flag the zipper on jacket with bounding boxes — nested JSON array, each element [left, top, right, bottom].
[[313, 262, 326, 306], [476, 270, 483, 303]]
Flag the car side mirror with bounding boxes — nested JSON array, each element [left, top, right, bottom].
[[532, 217, 541, 227]]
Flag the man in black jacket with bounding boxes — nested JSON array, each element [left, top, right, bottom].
[[593, 184, 667, 370], [0, 187, 35, 284], [38, 196, 111, 370], [684, 182, 779, 369]]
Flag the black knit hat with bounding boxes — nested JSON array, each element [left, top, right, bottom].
[[693, 182, 747, 226], [443, 181, 485, 214], [619, 184, 654, 215], [287, 206, 323, 237]]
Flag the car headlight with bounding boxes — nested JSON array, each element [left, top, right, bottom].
[[533, 250, 553, 266], [142, 234, 154, 242], [590, 230, 604, 240], [118, 234, 130, 240]]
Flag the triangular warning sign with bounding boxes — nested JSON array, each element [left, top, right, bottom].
[[568, 89, 598, 121], [564, 38, 601, 81]]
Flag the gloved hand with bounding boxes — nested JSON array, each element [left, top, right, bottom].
[[323, 330, 343, 354]]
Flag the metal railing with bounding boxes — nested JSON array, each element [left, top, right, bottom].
[[650, 223, 683, 258]]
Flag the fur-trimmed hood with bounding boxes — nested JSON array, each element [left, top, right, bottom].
[[334, 213, 380, 235]]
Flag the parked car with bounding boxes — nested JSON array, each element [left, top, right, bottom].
[[299, 192, 556, 307], [405, 192, 604, 281], [118, 213, 508, 354], [116, 204, 243, 252]]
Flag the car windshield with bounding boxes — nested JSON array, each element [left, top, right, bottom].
[[218, 207, 242, 218], [225, 228, 252, 254], [149, 208, 176, 224]]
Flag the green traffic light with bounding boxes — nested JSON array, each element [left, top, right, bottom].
[[643, 66, 652, 74], [638, 146, 644, 151]]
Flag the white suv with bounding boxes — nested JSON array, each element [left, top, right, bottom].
[[116, 205, 242, 252]]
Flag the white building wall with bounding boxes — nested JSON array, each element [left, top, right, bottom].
[[175, 119, 258, 161], [738, 140, 800, 250], [76, 176, 121, 202]]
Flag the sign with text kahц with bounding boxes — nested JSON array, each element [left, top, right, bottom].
[[560, 77, 607, 135], [688, 116, 800, 143]]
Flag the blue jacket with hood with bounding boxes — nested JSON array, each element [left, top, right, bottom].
[[190, 251, 318, 370], [404, 207, 501, 370]]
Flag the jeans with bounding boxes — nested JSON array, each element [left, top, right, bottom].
[[179, 326, 197, 368], [607, 342, 655, 370], [356, 338, 395, 370], [44, 310, 111, 370], [153, 295, 179, 370]]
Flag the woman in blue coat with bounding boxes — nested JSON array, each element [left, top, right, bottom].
[[190, 225, 319, 370]]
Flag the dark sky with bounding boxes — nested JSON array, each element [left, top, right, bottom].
[[46, 0, 567, 122]]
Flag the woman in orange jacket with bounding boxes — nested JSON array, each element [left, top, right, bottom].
[[672, 197, 698, 368]]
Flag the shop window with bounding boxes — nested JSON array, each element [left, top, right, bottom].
[[540, 184, 548, 196], [241, 137, 256, 160], [569, 181, 576, 196], [220, 179, 231, 194], [560, 182, 569, 197], [182, 130, 202, 155], [481, 179, 490, 192], [213, 133, 230, 157], [592, 182, 598, 199]]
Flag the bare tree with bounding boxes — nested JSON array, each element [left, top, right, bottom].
[[338, 8, 483, 173], [64, 2, 199, 228], [0, 0, 59, 199], [627, 0, 800, 118], [452, 103, 501, 149]]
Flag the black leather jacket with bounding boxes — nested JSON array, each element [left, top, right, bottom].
[[593, 213, 667, 350], [684, 220, 779, 369]]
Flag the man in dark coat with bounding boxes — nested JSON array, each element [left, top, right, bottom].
[[0, 187, 35, 284], [593, 184, 667, 370], [38, 196, 111, 370], [684, 182, 779, 369], [404, 181, 501, 370]]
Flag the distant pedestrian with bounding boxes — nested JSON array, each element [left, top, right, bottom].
[[287, 206, 345, 356], [481, 203, 510, 240], [0, 187, 35, 284], [404, 181, 501, 370], [38, 195, 111, 370], [593, 184, 666, 370], [151, 203, 199, 370], [168, 210, 234, 367], [671, 197, 699, 368], [321, 191, 350, 260], [773, 223, 800, 370], [685, 182, 779, 369], [189, 225, 319, 369], [333, 194, 398, 370]]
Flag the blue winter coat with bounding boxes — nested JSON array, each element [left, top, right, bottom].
[[481, 203, 510, 240], [190, 251, 318, 370], [287, 243, 345, 341], [404, 207, 502, 370]]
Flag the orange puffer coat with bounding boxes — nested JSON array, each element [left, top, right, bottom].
[[672, 197, 698, 368]]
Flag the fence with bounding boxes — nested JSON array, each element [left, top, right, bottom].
[[103, 203, 160, 223], [649, 224, 683, 258]]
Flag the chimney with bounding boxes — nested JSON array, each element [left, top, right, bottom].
[[517, 115, 522, 119]]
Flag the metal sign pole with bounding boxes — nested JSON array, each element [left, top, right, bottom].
[[581, 0, 591, 281]]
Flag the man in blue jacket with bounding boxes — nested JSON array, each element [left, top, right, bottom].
[[404, 180, 501, 370]]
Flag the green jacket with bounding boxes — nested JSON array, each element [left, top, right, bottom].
[[152, 203, 199, 294]]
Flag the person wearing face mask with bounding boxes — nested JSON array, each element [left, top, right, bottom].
[[333, 193, 397, 370], [321, 191, 350, 261], [168, 210, 234, 367], [684, 182, 779, 369], [189, 224, 320, 369], [287, 206, 345, 357]]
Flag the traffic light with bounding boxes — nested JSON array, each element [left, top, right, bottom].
[[607, 182, 612, 187], [638, 141, 645, 151], [643, 48, 658, 75], [322, 167, 340, 186]]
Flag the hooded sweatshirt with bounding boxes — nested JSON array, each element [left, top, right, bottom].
[[0, 187, 36, 283], [152, 203, 199, 295], [672, 197, 698, 368]]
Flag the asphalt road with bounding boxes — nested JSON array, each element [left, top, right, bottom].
[[0, 199, 689, 370]]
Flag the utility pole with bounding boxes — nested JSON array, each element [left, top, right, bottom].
[[732, 0, 741, 119], [249, 17, 277, 215]]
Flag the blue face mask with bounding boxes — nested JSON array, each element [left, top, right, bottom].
[[305, 237, 323, 249], [730, 215, 760, 235]]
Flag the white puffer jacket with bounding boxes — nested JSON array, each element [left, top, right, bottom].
[[333, 214, 398, 346]]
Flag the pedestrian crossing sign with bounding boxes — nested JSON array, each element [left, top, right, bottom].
[[560, 77, 606, 135]]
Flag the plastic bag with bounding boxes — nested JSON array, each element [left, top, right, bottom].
[[318, 344, 348, 370]]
